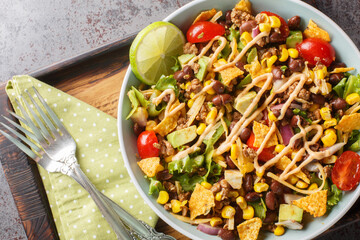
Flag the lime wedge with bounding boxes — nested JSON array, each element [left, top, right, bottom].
[[130, 21, 185, 85]]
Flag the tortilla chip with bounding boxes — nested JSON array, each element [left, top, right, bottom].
[[237, 217, 262, 240], [330, 67, 355, 74], [303, 19, 331, 42], [276, 156, 310, 184], [235, 0, 252, 14], [189, 184, 215, 220], [137, 157, 163, 177], [293, 190, 327, 217], [153, 100, 181, 136], [224, 170, 243, 189], [193, 8, 217, 24], [253, 121, 278, 148], [335, 113, 360, 132], [244, 60, 269, 88], [214, 59, 243, 86]]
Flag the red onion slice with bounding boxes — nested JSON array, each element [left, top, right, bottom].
[[270, 103, 303, 111], [284, 193, 304, 204], [279, 124, 294, 145], [252, 26, 260, 38], [197, 224, 221, 236]]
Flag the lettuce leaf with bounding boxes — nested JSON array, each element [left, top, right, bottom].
[[155, 75, 179, 97], [148, 177, 164, 195], [333, 77, 347, 98], [168, 155, 204, 174], [171, 56, 181, 72], [226, 28, 240, 42], [248, 198, 267, 220], [327, 184, 342, 211], [126, 87, 149, 119], [176, 173, 205, 192], [346, 130, 360, 151], [218, 40, 231, 60]]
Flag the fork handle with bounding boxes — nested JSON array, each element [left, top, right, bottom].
[[70, 164, 134, 240]]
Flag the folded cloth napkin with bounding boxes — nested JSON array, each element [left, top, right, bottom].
[[6, 75, 158, 240]]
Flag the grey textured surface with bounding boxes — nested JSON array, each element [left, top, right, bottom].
[[0, 0, 359, 240]]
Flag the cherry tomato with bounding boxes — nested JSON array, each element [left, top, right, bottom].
[[137, 130, 159, 159], [332, 151, 360, 191], [261, 11, 289, 39], [297, 38, 335, 67], [186, 21, 225, 43], [246, 132, 275, 162]]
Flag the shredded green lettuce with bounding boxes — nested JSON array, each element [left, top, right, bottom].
[[148, 177, 164, 195], [226, 28, 240, 43], [248, 198, 267, 220], [327, 184, 342, 211], [346, 130, 360, 152], [126, 86, 149, 119], [333, 77, 347, 98], [168, 155, 204, 174], [155, 75, 179, 97], [171, 56, 181, 72], [343, 74, 360, 98]]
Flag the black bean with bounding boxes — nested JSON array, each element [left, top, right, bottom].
[[218, 228, 235, 240], [265, 191, 278, 210], [288, 58, 305, 72], [240, 128, 251, 143], [329, 62, 346, 71], [213, 94, 233, 106], [243, 174, 253, 193], [225, 10, 232, 25], [269, 32, 284, 43], [173, 70, 185, 82], [285, 108, 294, 119], [263, 210, 278, 223], [235, 61, 247, 74], [212, 95, 222, 106], [226, 155, 237, 169], [156, 169, 173, 181], [240, 20, 257, 34], [229, 121, 237, 133], [331, 98, 347, 110], [291, 115, 301, 127], [311, 93, 326, 105], [270, 180, 284, 195], [245, 192, 261, 202], [288, 16, 301, 30], [271, 66, 283, 80], [133, 123, 144, 136], [213, 80, 225, 94], [234, 206, 243, 225], [329, 73, 344, 85], [272, 109, 281, 118], [183, 65, 194, 80], [218, 20, 227, 29]]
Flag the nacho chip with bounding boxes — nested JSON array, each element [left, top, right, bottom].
[[303, 19, 331, 42], [253, 121, 278, 148], [153, 100, 181, 136], [293, 190, 327, 217], [189, 184, 215, 220], [214, 59, 244, 86], [224, 170, 243, 189], [235, 0, 252, 14], [330, 67, 355, 74], [276, 156, 310, 184], [244, 60, 269, 88], [335, 113, 360, 132], [237, 217, 262, 240], [137, 157, 163, 177], [193, 8, 217, 24]]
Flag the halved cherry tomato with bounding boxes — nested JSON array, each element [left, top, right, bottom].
[[296, 38, 335, 67], [137, 130, 159, 159], [186, 21, 225, 43], [247, 132, 275, 162], [332, 151, 360, 191], [261, 11, 289, 39]]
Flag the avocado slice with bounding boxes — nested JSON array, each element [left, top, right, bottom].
[[286, 31, 303, 48], [167, 125, 197, 148], [278, 204, 303, 223], [178, 54, 195, 67], [234, 91, 257, 115], [247, 47, 258, 64], [195, 56, 210, 81]]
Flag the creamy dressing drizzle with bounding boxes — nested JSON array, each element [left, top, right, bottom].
[[153, 89, 185, 118]]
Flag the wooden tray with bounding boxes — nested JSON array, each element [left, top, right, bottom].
[[1, 3, 360, 239]]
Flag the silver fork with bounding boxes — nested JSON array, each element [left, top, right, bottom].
[[0, 87, 175, 240]]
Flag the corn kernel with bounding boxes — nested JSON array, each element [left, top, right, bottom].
[[256, 170, 264, 178], [244, 162, 255, 173], [217, 58, 228, 65], [309, 103, 319, 112], [267, 55, 278, 68], [185, 82, 191, 90], [269, 16, 281, 28], [321, 128, 337, 147], [268, 111, 278, 122], [204, 80, 216, 95], [261, 58, 268, 68], [157, 191, 169, 204], [231, 144, 239, 160], [323, 118, 337, 129], [287, 175, 299, 185], [321, 82, 332, 96], [275, 144, 285, 153], [254, 183, 269, 193], [265, 67, 272, 73], [145, 120, 157, 131], [190, 92, 195, 99], [179, 83, 186, 90], [196, 123, 206, 135], [215, 192, 222, 201], [258, 13, 270, 23], [164, 155, 173, 163], [210, 217, 223, 227], [279, 48, 289, 62], [309, 70, 315, 80], [243, 205, 254, 220], [214, 155, 225, 163], [288, 48, 299, 58], [222, 205, 236, 219], [240, 32, 253, 45], [296, 180, 309, 189], [346, 93, 360, 105], [308, 183, 318, 191], [322, 155, 338, 164], [274, 225, 285, 236], [201, 181, 212, 190], [187, 99, 194, 108], [228, 191, 239, 199], [291, 150, 299, 160], [171, 200, 182, 213], [206, 107, 218, 124], [236, 196, 247, 210], [316, 69, 324, 79], [320, 107, 332, 121], [259, 23, 271, 33]]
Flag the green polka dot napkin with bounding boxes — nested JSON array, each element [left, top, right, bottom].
[[5, 75, 158, 240]]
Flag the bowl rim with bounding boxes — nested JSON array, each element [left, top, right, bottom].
[[117, 0, 360, 239]]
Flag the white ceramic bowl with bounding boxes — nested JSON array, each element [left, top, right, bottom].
[[118, 0, 360, 239]]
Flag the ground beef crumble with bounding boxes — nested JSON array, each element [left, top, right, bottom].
[[243, 145, 257, 159], [231, 9, 254, 27], [183, 42, 198, 55]]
